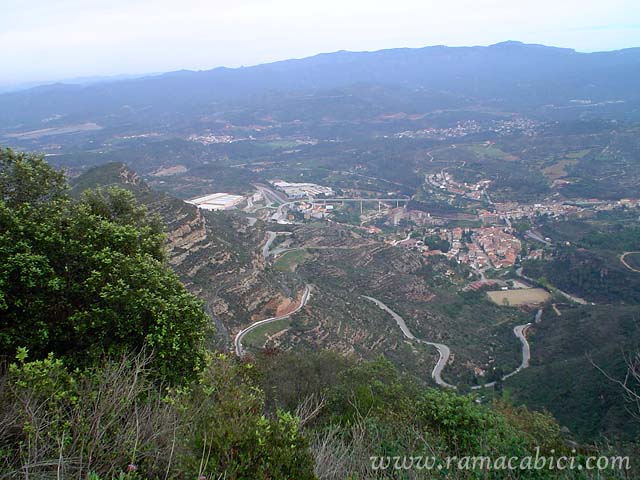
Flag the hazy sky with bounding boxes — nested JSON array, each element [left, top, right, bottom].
[[2, 0, 640, 86]]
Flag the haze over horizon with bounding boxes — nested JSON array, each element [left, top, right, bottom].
[[2, 0, 640, 89]]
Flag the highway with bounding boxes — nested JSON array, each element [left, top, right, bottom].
[[362, 295, 456, 389], [234, 285, 311, 357], [256, 184, 402, 208], [254, 184, 288, 206], [317, 197, 411, 203], [257, 182, 411, 223]]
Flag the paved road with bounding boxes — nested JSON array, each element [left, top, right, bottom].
[[534, 308, 543, 323], [483, 188, 494, 206], [515, 267, 589, 305], [362, 295, 535, 390], [556, 290, 589, 305], [478, 268, 487, 282], [254, 184, 288, 205], [471, 322, 532, 389], [392, 232, 412, 246], [362, 296, 456, 389], [525, 230, 552, 246], [472, 323, 532, 389], [506, 324, 531, 377], [262, 231, 278, 258], [318, 197, 411, 203], [272, 201, 299, 223], [269, 195, 410, 223], [620, 251, 640, 273], [234, 286, 311, 357]]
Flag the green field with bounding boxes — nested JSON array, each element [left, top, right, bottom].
[[263, 140, 300, 149], [467, 144, 516, 161], [542, 159, 576, 180], [243, 318, 292, 349], [274, 249, 310, 272], [564, 149, 591, 159]]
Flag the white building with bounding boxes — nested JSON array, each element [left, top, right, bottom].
[[186, 193, 244, 211], [270, 180, 334, 199]]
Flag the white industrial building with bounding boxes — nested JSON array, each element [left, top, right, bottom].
[[186, 193, 244, 211], [270, 180, 334, 199]]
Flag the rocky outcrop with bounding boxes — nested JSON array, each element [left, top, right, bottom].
[[166, 209, 208, 263], [71, 163, 296, 346]]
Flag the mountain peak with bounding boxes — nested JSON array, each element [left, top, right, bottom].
[[488, 40, 576, 54], [489, 40, 526, 47]]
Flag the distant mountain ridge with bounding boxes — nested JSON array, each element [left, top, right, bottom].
[[1, 41, 639, 130]]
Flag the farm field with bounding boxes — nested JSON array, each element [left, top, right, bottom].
[[542, 159, 577, 181], [274, 249, 311, 272], [487, 288, 550, 306], [243, 318, 292, 349], [467, 143, 517, 161]]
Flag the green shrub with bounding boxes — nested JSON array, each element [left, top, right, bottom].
[[177, 354, 315, 479], [0, 148, 209, 383], [0, 353, 316, 480], [0, 353, 177, 479]]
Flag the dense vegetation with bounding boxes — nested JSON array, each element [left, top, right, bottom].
[[523, 250, 640, 304], [0, 149, 208, 382], [508, 304, 640, 442], [523, 221, 640, 304]]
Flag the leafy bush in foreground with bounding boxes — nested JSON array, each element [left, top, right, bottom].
[[0, 148, 209, 382]]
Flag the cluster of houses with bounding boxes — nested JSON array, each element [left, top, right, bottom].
[[394, 226, 522, 271], [426, 171, 491, 201]]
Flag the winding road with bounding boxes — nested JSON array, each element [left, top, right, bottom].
[[262, 231, 278, 258], [362, 295, 534, 390], [504, 324, 531, 378], [362, 296, 456, 389], [234, 285, 311, 357], [620, 251, 640, 273], [470, 322, 532, 389]]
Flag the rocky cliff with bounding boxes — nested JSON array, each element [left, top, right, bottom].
[[70, 163, 297, 347]]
